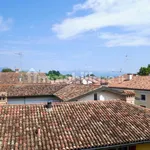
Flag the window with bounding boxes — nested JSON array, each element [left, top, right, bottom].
[[141, 95, 146, 101], [94, 93, 97, 100]]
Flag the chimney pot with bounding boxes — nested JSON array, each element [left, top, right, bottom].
[[127, 74, 133, 80], [47, 102, 52, 108], [15, 68, 20, 73]]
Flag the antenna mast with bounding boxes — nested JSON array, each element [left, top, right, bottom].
[[112, 55, 128, 75], [15, 52, 23, 71]]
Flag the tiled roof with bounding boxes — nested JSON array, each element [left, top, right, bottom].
[[0, 101, 150, 149], [109, 76, 150, 90], [0, 72, 48, 84], [54, 84, 99, 101], [0, 72, 20, 84], [54, 84, 135, 101], [0, 84, 67, 97], [122, 90, 135, 96]]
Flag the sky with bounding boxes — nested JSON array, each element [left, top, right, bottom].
[[0, 0, 150, 74]]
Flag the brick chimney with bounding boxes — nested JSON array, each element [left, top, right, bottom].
[[123, 90, 135, 105], [0, 92, 7, 105]]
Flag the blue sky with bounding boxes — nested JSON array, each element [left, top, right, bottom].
[[0, 0, 150, 74]]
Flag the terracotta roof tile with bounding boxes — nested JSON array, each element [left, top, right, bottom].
[[54, 84, 135, 101], [0, 84, 67, 97], [54, 84, 99, 101], [0, 72, 48, 84], [122, 90, 135, 96], [109, 76, 150, 90], [0, 101, 150, 149]]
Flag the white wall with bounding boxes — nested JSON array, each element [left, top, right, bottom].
[[78, 94, 96, 101], [98, 91, 122, 101], [78, 91, 123, 101]]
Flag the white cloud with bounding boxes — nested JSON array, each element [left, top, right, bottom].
[[99, 32, 150, 47], [0, 16, 13, 31], [52, 0, 150, 46]]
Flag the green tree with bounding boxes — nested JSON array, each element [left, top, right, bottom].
[[138, 67, 150, 76], [47, 70, 68, 80], [1, 68, 14, 72], [48, 70, 60, 76]]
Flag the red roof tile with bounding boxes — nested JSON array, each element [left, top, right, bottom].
[[54, 84, 135, 101], [109, 76, 150, 90], [0, 101, 150, 149], [0, 72, 48, 84], [0, 84, 67, 97], [54, 84, 99, 101]]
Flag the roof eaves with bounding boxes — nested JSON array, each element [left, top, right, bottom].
[[83, 140, 150, 150]]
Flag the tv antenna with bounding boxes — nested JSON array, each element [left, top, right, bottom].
[[14, 52, 23, 71], [112, 55, 128, 75]]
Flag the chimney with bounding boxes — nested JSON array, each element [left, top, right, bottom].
[[101, 79, 109, 87], [0, 92, 7, 105], [47, 102, 52, 109], [19, 76, 22, 82], [15, 68, 20, 73], [127, 74, 133, 81]]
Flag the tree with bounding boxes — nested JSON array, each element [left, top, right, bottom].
[[47, 70, 68, 80], [48, 70, 60, 76], [1, 68, 14, 72], [138, 66, 150, 76]]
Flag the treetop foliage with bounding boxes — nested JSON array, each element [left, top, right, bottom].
[[138, 64, 150, 76]]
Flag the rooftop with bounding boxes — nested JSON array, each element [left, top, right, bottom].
[[0, 72, 48, 84], [54, 84, 135, 101], [109, 75, 150, 90], [0, 100, 150, 149], [54, 84, 99, 101], [0, 84, 66, 97]]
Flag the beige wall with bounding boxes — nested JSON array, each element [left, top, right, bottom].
[[134, 90, 150, 108], [112, 88, 150, 108], [78, 91, 123, 101], [78, 94, 95, 101], [126, 96, 135, 105]]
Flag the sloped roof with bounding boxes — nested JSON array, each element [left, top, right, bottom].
[[109, 76, 150, 90], [54, 84, 135, 101], [54, 84, 99, 101], [0, 100, 150, 149], [0, 72, 47, 84], [0, 84, 66, 97]]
